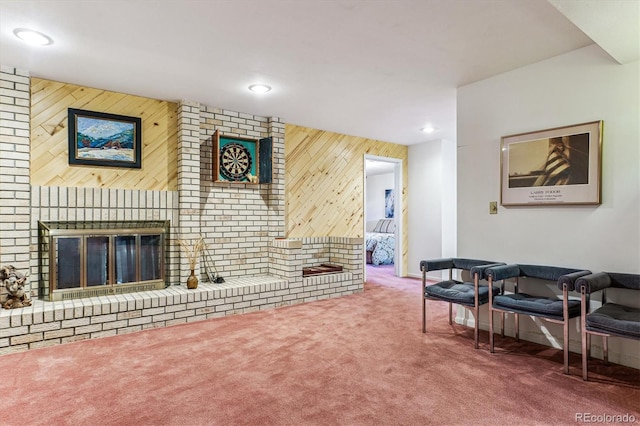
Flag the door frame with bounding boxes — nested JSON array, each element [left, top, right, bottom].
[[364, 154, 403, 278]]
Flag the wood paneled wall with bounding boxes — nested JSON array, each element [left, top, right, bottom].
[[285, 124, 408, 274], [30, 78, 178, 191]]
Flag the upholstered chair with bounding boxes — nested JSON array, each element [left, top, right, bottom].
[[485, 264, 590, 374], [420, 258, 504, 349], [575, 272, 640, 380]]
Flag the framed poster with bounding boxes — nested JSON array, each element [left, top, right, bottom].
[[500, 121, 603, 206], [68, 108, 142, 168]]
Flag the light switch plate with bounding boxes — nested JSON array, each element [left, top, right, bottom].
[[489, 201, 498, 214]]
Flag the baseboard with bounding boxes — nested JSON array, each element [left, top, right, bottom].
[[407, 272, 442, 282], [455, 312, 640, 370]]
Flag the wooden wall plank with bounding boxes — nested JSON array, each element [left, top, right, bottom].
[[285, 124, 409, 275], [30, 78, 178, 191]]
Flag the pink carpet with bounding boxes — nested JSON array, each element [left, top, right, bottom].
[[2, 264, 638, 425]]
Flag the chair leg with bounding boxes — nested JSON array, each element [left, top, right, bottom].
[[422, 297, 426, 333], [603, 335, 609, 365], [448, 302, 452, 325], [474, 306, 479, 349], [582, 331, 588, 381], [500, 312, 504, 337], [489, 308, 495, 353], [422, 269, 426, 333], [515, 313, 520, 341], [563, 321, 569, 375], [581, 290, 588, 380]]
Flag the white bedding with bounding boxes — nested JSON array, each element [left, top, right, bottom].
[[366, 232, 395, 265]]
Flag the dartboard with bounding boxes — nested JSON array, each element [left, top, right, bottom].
[[219, 142, 252, 181]]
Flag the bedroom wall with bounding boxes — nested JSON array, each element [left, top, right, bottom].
[[457, 45, 640, 367], [285, 124, 409, 275], [365, 172, 394, 232]]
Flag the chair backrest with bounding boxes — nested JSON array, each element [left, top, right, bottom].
[[452, 258, 497, 271], [605, 272, 640, 290], [517, 264, 585, 281], [420, 258, 498, 273]]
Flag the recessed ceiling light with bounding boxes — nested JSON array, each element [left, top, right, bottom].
[[13, 28, 53, 46], [421, 125, 435, 134], [248, 84, 272, 94]]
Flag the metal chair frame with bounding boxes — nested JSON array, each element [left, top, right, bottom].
[[579, 285, 640, 380], [487, 269, 586, 375], [421, 262, 498, 349]]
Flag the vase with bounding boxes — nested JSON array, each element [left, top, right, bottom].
[[187, 269, 198, 289]]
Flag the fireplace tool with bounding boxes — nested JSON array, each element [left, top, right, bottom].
[[203, 243, 225, 283]]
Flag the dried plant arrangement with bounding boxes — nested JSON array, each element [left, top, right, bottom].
[[177, 236, 204, 271]]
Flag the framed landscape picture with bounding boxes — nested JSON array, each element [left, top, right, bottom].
[[68, 108, 142, 168], [500, 121, 602, 206]]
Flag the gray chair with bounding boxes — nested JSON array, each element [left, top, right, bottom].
[[575, 272, 640, 381], [485, 264, 590, 374], [420, 258, 503, 349]]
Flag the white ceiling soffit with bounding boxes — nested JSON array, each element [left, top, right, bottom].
[[548, 0, 640, 64]]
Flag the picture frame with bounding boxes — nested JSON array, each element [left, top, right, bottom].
[[68, 108, 142, 168], [385, 189, 394, 218], [500, 120, 603, 206]]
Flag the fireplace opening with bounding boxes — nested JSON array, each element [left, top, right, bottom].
[[38, 221, 169, 301]]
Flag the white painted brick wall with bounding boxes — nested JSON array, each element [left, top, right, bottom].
[[0, 66, 31, 272], [177, 101, 203, 282], [198, 106, 285, 281]]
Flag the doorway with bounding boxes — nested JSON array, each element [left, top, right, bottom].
[[364, 155, 403, 279]]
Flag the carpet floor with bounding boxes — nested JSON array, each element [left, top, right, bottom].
[[3, 265, 639, 425]]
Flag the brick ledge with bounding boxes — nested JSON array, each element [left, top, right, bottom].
[[0, 273, 361, 355]]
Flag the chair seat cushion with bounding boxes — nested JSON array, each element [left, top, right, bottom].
[[425, 280, 499, 306], [493, 293, 580, 318], [586, 303, 640, 338]]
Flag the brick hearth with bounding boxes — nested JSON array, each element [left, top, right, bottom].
[[1, 271, 358, 354]]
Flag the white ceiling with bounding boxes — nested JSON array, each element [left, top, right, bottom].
[[1, 0, 637, 146]]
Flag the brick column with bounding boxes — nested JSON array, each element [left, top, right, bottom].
[[0, 66, 31, 285], [268, 117, 285, 238], [269, 239, 303, 288], [330, 237, 364, 289], [177, 101, 202, 284]]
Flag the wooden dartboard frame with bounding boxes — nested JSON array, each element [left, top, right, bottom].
[[212, 130, 259, 184]]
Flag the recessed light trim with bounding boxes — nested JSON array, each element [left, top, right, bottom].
[[248, 84, 272, 94], [421, 125, 435, 134], [13, 28, 54, 46]]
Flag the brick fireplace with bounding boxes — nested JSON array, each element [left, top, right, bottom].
[[0, 236, 363, 353], [0, 67, 364, 354]]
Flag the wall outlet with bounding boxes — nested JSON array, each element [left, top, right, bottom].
[[489, 201, 498, 214]]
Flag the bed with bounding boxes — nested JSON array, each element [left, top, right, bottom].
[[366, 219, 395, 265]]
